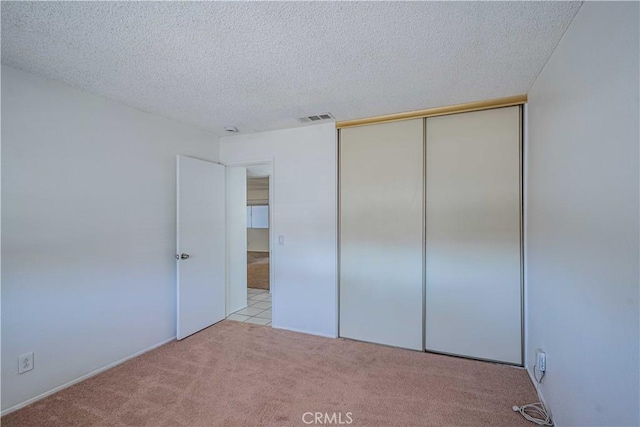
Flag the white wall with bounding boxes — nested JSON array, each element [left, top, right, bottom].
[[526, 3, 639, 426], [1, 66, 219, 412], [221, 123, 337, 337]]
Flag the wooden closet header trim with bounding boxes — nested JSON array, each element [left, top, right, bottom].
[[335, 94, 527, 129]]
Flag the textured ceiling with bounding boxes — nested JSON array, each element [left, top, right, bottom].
[[1, 1, 581, 136]]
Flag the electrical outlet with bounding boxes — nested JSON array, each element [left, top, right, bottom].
[[536, 349, 546, 373], [19, 352, 34, 374]]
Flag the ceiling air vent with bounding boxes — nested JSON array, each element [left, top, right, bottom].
[[298, 113, 334, 123]]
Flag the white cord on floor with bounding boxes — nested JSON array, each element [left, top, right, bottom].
[[512, 402, 553, 426]]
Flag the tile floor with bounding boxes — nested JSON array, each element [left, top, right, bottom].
[[227, 288, 272, 326]]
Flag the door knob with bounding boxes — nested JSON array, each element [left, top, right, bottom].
[[176, 253, 190, 260]]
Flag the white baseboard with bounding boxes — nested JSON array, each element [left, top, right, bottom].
[[525, 365, 555, 425], [273, 324, 338, 339], [1, 336, 176, 417]]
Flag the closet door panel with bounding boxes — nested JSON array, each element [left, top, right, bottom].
[[425, 106, 521, 364], [340, 119, 423, 351]]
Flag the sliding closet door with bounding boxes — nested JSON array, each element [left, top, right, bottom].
[[340, 119, 423, 350], [425, 106, 521, 364]]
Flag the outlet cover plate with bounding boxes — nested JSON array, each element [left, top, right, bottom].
[[19, 352, 34, 374]]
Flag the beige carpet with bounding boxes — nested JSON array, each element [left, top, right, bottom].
[[247, 251, 269, 290], [2, 321, 537, 427]]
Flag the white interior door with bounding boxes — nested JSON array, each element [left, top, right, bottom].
[[425, 106, 522, 364], [339, 119, 424, 350], [227, 166, 247, 315], [177, 156, 226, 340]]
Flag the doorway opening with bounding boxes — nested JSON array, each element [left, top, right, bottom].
[[244, 175, 271, 323], [226, 162, 273, 327]]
